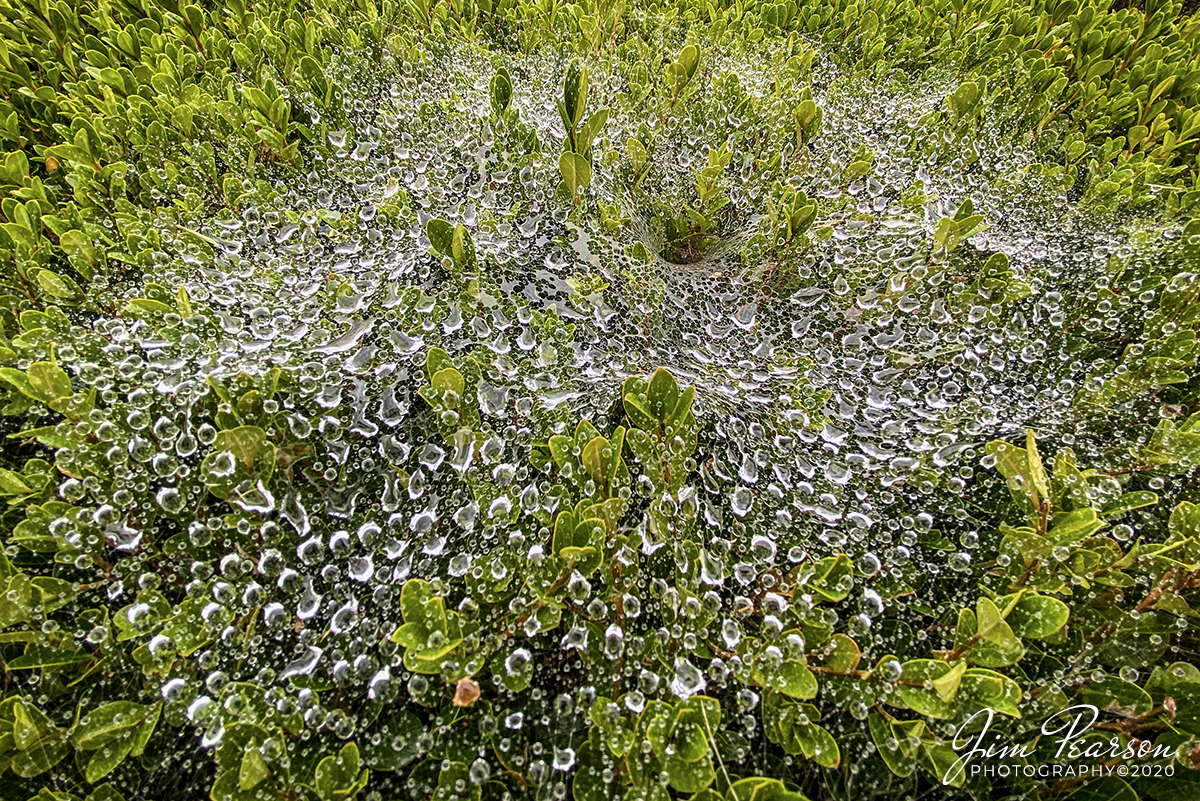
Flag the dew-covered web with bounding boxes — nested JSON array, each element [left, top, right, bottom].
[[49, 30, 1190, 798]]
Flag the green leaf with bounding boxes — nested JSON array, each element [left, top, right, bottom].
[[1003, 593, 1070, 639], [807, 554, 852, 602], [451, 223, 476, 270], [930, 660, 967, 703], [36, 270, 81, 300], [959, 668, 1022, 717], [27, 362, 72, 401], [238, 746, 272, 790], [552, 510, 577, 555], [573, 740, 617, 801], [646, 368, 681, 422], [986, 439, 1038, 517], [399, 579, 436, 628], [549, 434, 576, 471], [563, 59, 588, 128], [793, 721, 840, 768], [844, 159, 872, 182], [315, 742, 365, 799], [821, 634, 861, 672], [7, 645, 91, 670], [664, 62, 689, 97], [622, 395, 658, 431], [14, 700, 55, 749], [85, 785, 128, 801], [726, 777, 810, 801], [1025, 430, 1049, 504], [129, 702, 160, 757], [0, 573, 33, 626], [664, 751, 715, 793], [559, 151, 592, 196], [953, 606, 1024, 668], [580, 436, 608, 485], [430, 367, 465, 401], [210, 769, 260, 801], [868, 712, 922, 778], [213, 426, 268, 471], [667, 386, 696, 431], [628, 137, 647, 177], [85, 733, 135, 783], [775, 661, 818, 699], [677, 44, 700, 81], [362, 710, 422, 772], [0, 468, 33, 495], [1101, 491, 1158, 516], [10, 733, 69, 777], [673, 722, 708, 762], [576, 109, 609, 157], [490, 69, 512, 116], [0, 367, 36, 399], [894, 660, 958, 719], [921, 738, 965, 788], [1048, 507, 1103, 544], [128, 298, 173, 314], [426, 347, 455, 379], [426, 218, 454, 256], [72, 701, 148, 750], [1075, 676, 1153, 716]]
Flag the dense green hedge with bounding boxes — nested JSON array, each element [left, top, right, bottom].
[[2, 1, 1200, 801]]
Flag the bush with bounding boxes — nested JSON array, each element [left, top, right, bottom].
[[2, 1, 1200, 801]]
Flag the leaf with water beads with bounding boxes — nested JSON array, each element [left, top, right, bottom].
[[725, 777, 811, 801], [562, 59, 588, 130], [868, 711, 922, 779], [805, 554, 852, 602], [558, 151, 592, 199], [426, 217, 454, 258], [1047, 507, 1103, 544], [26, 362, 72, 402], [892, 660, 960, 719], [773, 661, 818, 699], [575, 109, 609, 157], [361, 710, 423, 772], [1101, 490, 1158, 516], [489, 67, 512, 117], [959, 668, 1022, 717], [1000, 593, 1070, 639], [314, 741, 368, 800], [950, 599, 1025, 668], [646, 367, 681, 422], [451, 222, 476, 271]]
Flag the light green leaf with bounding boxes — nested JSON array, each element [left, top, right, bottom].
[[36, 270, 81, 300], [1048, 507, 1103, 544], [426, 218, 454, 256], [1101, 491, 1158, 516], [490, 69, 512, 116], [807, 554, 852, 602], [239, 746, 272, 790], [931, 660, 967, 703], [1003, 593, 1070, 639], [0, 468, 33, 495], [775, 661, 818, 699], [558, 151, 592, 196], [85, 733, 134, 783], [72, 701, 148, 750], [27, 362, 72, 401]]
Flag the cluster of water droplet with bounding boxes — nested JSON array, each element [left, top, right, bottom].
[[24, 28, 1188, 796]]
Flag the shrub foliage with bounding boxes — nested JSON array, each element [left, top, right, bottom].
[[1, 1, 1200, 801]]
